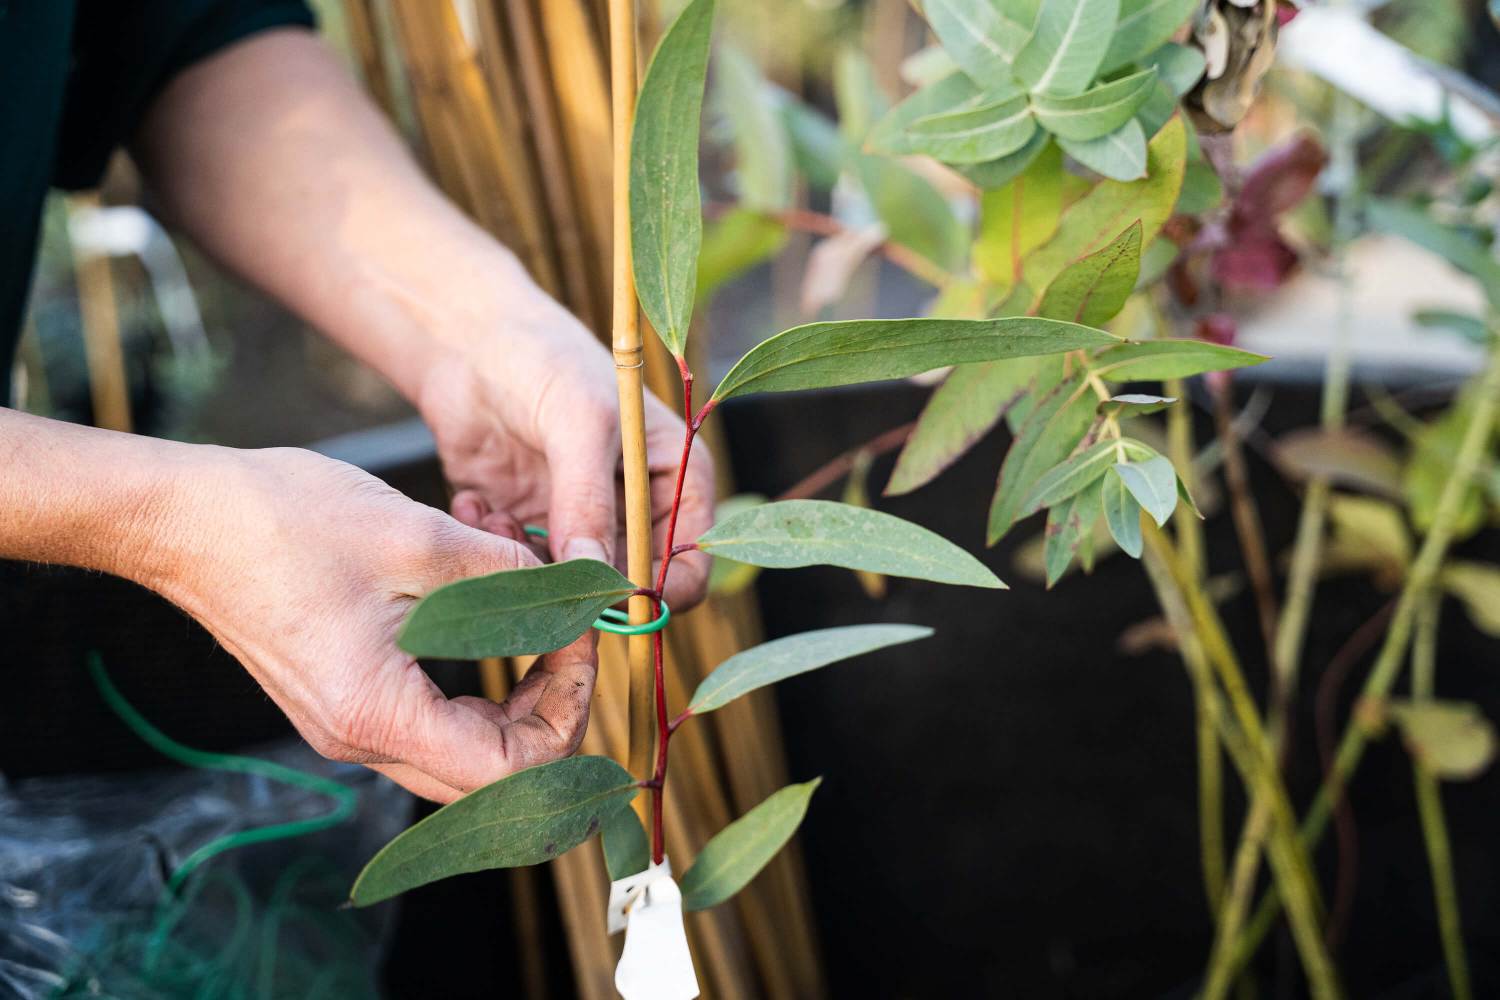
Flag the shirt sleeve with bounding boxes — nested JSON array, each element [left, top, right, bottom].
[[53, 0, 317, 190]]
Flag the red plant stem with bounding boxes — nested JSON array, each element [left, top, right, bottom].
[[777, 421, 917, 502], [646, 354, 702, 864]]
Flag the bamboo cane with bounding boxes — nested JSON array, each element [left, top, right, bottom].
[[68, 195, 132, 434]]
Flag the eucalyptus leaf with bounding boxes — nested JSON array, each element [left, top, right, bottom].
[[867, 72, 983, 156], [1441, 561, 1500, 637], [681, 779, 822, 911], [601, 807, 650, 881], [1033, 69, 1158, 142], [716, 42, 793, 211], [399, 560, 636, 659], [974, 142, 1066, 289], [1019, 438, 1120, 516], [1022, 116, 1185, 300], [1091, 339, 1269, 381], [1058, 118, 1148, 181], [904, 94, 1038, 165], [924, 0, 1034, 87], [781, 99, 846, 190], [1037, 221, 1142, 325], [1044, 476, 1104, 586], [696, 499, 1004, 588], [1014, 0, 1120, 97], [1366, 199, 1500, 307], [696, 209, 786, 306], [1145, 42, 1208, 97], [1388, 701, 1498, 781], [1100, 393, 1176, 417], [833, 47, 889, 144], [1414, 309, 1491, 346], [1101, 0, 1198, 74], [855, 155, 968, 271], [1113, 453, 1178, 526], [988, 373, 1097, 543], [686, 624, 934, 716], [887, 360, 1035, 496], [1102, 469, 1144, 558], [630, 0, 716, 356], [710, 317, 1119, 402], [350, 756, 637, 906], [958, 130, 1053, 190]]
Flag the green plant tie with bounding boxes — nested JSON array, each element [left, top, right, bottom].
[[86, 652, 358, 894], [522, 525, 670, 635]]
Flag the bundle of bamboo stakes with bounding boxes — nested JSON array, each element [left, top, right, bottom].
[[336, 1, 825, 995]]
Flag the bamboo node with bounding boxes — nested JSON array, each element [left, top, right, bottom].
[[612, 346, 645, 369]]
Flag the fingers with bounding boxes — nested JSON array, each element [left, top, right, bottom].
[[655, 428, 717, 610], [490, 635, 598, 771], [544, 408, 619, 568], [450, 489, 525, 542], [369, 762, 465, 804]]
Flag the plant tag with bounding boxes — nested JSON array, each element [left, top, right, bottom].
[[610, 859, 699, 1000]]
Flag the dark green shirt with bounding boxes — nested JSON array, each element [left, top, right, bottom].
[[1, 0, 314, 404]]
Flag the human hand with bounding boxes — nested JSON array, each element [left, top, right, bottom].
[[155, 445, 598, 803], [413, 289, 715, 609]]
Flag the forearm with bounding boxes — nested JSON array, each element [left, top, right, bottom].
[[0, 409, 206, 588], [131, 29, 544, 401]]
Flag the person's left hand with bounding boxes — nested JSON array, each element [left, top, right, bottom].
[[414, 289, 715, 610]]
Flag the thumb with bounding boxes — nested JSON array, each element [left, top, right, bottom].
[[545, 417, 619, 567], [421, 520, 542, 591]]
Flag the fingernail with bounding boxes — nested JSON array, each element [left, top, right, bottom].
[[563, 538, 609, 564]]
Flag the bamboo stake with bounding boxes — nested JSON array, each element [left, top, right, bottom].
[[68, 195, 132, 434], [607, 0, 657, 824]]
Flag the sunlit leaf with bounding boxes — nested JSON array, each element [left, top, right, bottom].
[[924, 0, 1035, 87], [399, 560, 635, 659], [1059, 119, 1148, 181], [1113, 453, 1178, 526], [1037, 221, 1142, 325], [710, 317, 1119, 401], [630, 0, 716, 356], [1101, 0, 1198, 74], [716, 42, 793, 211], [681, 779, 821, 911], [887, 360, 1035, 496], [601, 807, 650, 881], [833, 47, 890, 144], [1405, 392, 1491, 540], [1090, 339, 1269, 381], [1322, 494, 1411, 586], [1388, 701, 1497, 780], [1102, 469, 1144, 558], [1014, 0, 1120, 97], [1033, 69, 1158, 142], [974, 142, 1066, 290], [695, 499, 1005, 588], [1441, 561, 1500, 637], [350, 757, 637, 906], [686, 624, 934, 716]]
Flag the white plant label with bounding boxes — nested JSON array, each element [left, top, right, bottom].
[[608, 859, 699, 1000]]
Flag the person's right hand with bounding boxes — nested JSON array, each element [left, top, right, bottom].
[[150, 445, 598, 803]]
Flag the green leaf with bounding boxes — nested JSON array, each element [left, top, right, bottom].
[[1044, 476, 1103, 586], [350, 757, 637, 906], [716, 43, 793, 211], [1113, 453, 1177, 526], [1037, 221, 1142, 325], [867, 72, 983, 156], [855, 155, 968, 271], [681, 779, 821, 910], [399, 560, 636, 659], [686, 624, 934, 715], [1091, 339, 1269, 381], [1014, 0, 1120, 97], [1022, 116, 1185, 299], [696, 209, 786, 306], [903, 94, 1037, 165], [833, 47, 890, 144], [711, 316, 1118, 401], [1058, 118, 1148, 181], [1414, 309, 1492, 346], [707, 493, 766, 596], [1145, 42, 1207, 97], [781, 99, 846, 190], [1101, 0, 1198, 74], [1033, 68, 1158, 142], [1405, 392, 1492, 539], [887, 360, 1035, 496], [924, 0, 1035, 87], [1367, 199, 1500, 307], [1100, 393, 1176, 417], [1388, 701, 1497, 781], [1019, 438, 1120, 516], [601, 807, 650, 881], [958, 130, 1053, 190], [1177, 157, 1224, 216], [630, 0, 716, 356], [696, 499, 1004, 588], [1442, 561, 1500, 637], [988, 373, 1097, 543], [1102, 468, 1144, 557], [974, 141, 1065, 289]]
